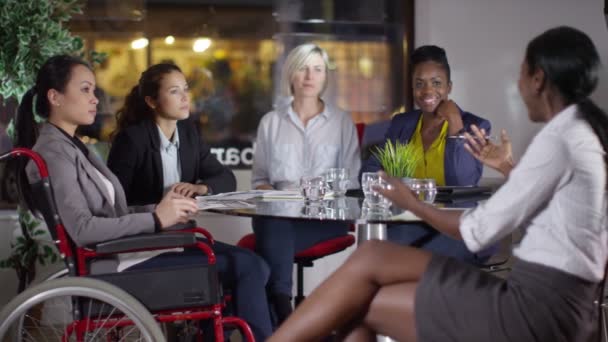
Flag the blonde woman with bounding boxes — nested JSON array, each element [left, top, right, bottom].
[[251, 43, 361, 324]]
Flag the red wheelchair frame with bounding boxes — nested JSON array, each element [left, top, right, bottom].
[[3, 148, 254, 341]]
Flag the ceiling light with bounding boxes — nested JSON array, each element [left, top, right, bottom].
[[193, 38, 212, 53], [131, 38, 149, 50]]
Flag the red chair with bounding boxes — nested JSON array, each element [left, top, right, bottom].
[[237, 231, 354, 305], [5, 148, 254, 341], [355, 122, 366, 146]]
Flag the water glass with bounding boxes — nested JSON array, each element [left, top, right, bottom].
[[300, 176, 328, 201], [361, 172, 392, 208], [325, 198, 349, 220], [406, 178, 437, 204], [324, 168, 349, 197], [301, 202, 327, 218], [361, 200, 392, 220]]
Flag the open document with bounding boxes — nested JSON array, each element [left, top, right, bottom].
[[198, 190, 303, 200], [196, 197, 257, 210], [196, 190, 303, 210]]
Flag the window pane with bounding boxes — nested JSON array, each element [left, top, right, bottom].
[[68, 0, 412, 169]]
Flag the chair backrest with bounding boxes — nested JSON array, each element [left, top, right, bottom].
[[0, 148, 78, 276], [30, 180, 61, 241], [355, 122, 365, 146]]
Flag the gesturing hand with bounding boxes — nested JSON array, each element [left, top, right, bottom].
[[463, 125, 514, 177], [374, 172, 419, 210]]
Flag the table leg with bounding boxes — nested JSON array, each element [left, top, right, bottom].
[[356, 223, 395, 342], [356, 222, 387, 245]]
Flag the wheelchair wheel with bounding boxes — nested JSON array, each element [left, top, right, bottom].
[[0, 277, 165, 342], [9, 268, 70, 342]]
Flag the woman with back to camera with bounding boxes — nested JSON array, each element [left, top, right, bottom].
[[269, 26, 608, 342]]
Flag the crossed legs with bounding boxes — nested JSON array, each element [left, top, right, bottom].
[[268, 240, 432, 342]]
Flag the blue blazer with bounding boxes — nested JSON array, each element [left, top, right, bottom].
[[361, 108, 491, 186]]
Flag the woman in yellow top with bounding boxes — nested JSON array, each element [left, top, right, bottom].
[[409, 108, 451, 183], [362, 45, 494, 263]]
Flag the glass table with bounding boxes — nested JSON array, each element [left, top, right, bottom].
[[203, 195, 485, 246], [202, 194, 488, 342]]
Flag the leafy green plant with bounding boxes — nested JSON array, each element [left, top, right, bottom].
[[0, 0, 84, 102], [0, 208, 58, 293], [373, 140, 421, 178], [0, 0, 106, 293], [1, 0, 108, 135]]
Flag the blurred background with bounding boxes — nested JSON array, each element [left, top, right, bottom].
[[0, 0, 414, 204], [1, 0, 607, 305]]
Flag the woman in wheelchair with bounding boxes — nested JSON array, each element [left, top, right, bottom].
[[13, 55, 273, 341], [269, 26, 608, 342]]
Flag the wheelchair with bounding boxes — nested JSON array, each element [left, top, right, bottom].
[[0, 148, 254, 341]]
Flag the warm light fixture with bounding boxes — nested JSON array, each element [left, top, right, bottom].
[[358, 57, 373, 78], [165, 35, 175, 45], [131, 38, 149, 50], [193, 38, 212, 53]]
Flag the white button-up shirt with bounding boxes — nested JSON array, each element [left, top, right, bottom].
[[252, 100, 361, 190], [460, 104, 608, 282], [157, 125, 181, 194]]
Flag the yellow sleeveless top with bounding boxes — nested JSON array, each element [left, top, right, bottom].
[[410, 116, 448, 186]]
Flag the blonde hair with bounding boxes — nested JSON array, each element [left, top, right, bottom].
[[280, 43, 331, 97]]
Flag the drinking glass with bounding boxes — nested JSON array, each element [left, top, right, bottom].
[[301, 202, 327, 218], [325, 198, 349, 220], [361, 172, 392, 208], [406, 178, 437, 204], [361, 200, 392, 220], [300, 176, 328, 201], [324, 168, 349, 197]]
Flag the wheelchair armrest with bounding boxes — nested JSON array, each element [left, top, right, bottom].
[[164, 220, 215, 244], [177, 227, 215, 244], [93, 232, 198, 254], [164, 220, 196, 231]]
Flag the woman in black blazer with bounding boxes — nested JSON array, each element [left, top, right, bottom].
[[106, 63, 271, 341], [107, 67, 235, 205], [108, 116, 235, 205]]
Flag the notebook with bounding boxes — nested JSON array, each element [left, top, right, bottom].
[[436, 186, 493, 197]]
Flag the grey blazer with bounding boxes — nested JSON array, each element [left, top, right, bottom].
[[26, 123, 156, 247]]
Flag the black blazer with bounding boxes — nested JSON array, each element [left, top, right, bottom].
[[107, 119, 236, 206]]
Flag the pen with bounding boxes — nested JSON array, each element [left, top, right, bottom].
[[447, 135, 495, 141]]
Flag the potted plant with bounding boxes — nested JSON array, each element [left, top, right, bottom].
[[373, 140, 440, 204], [0, 208, 58, 293], [0, 0, 105, 293], [372, 139, 420, 179]]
